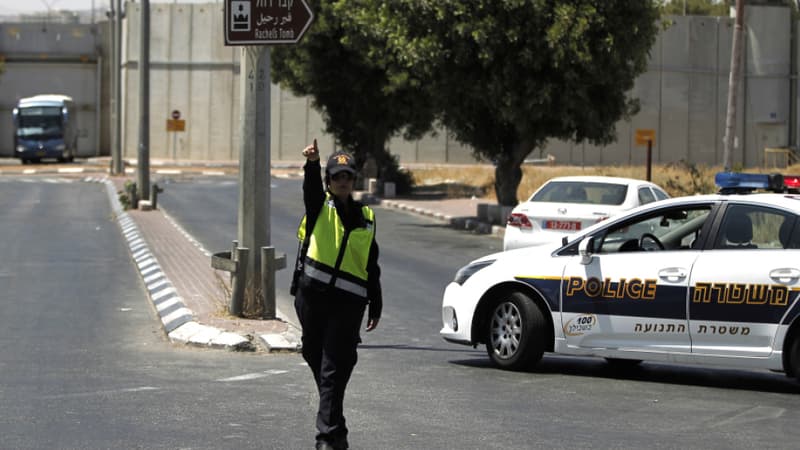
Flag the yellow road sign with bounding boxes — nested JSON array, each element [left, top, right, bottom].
[[167, 119, 185, 132], [635, 129, 655, 146]]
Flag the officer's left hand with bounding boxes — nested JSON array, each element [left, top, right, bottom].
[[366, 318, 379, 332]]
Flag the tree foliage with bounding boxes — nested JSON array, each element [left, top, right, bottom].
[[340, 0, 661, 205], [270, 0, 434, 192]]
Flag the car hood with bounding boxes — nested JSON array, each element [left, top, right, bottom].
[[472, 239, 563, 265]]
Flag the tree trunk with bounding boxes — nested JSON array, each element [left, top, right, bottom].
[[493, 142, 532, 206]]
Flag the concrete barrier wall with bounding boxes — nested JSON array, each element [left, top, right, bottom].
[[108, 3, 796, 168], [1, 4, 794, 167], [548, 7, 793, 168], [122, 2, 240, 161], [0, 22, 108, 157]]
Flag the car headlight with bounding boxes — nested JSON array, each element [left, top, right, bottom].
[[16, 145, 26, 152], [453, 259, 495, 285]]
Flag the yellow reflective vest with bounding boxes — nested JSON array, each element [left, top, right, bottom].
[[297, 193, 375, 299]]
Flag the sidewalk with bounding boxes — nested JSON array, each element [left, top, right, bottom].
[[103, 176, 302, 353]]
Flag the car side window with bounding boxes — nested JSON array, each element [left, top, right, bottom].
[[713, 205, 793, 250], [638, 187, 656, 205], [653, 188, 669, 201]]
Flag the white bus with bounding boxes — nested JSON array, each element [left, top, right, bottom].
[[12, 94, 78, 164]]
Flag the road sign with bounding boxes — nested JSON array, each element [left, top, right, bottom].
[[167, 119, 185, 132], [635, 128, 656, 146], [224, 0, 314, 46]]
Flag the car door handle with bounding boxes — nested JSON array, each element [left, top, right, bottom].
[[769, 268, 800, 284], [658, 267, 687, 282]]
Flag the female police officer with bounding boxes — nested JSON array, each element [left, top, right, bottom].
[[293, 140, 382, 450]]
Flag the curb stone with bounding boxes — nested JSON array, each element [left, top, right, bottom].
[[90, 175, 299, 352], [378, 198, 504, 238]]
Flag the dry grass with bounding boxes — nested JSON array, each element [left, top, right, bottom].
[[407, 163, 794, 202]]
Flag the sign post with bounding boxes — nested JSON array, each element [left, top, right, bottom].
[[223, 0, 313, 318], [635, 129, 656, 181], [166, 110, 185, 160]]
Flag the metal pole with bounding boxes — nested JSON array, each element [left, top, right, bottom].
[[237, 46, 271, 316], [137, 0, 151, 202], [261, 246, 276, 319], [109, 0, 117, 171], [722, 0, 744, 172], [112, 0, 124, 175], [95, 54, 102, 157], [230, 247, 249, 317]]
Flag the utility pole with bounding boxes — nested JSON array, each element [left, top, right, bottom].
[[224, 0, 313, 318], [137, 0, 150, 201], [238, 46, 272, 317], [722, 0, 744, 172], [114, 0, 123, 175], [109, 0, 123, 175]]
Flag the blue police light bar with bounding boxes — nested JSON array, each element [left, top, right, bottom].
[[715, 172, 784, 193]]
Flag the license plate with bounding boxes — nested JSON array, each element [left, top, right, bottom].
[[544, 220, 581, 231], [36, 150, 46, 157]]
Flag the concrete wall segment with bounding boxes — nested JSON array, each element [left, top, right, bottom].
[[2, 3, 795, 170], [0, 20, 108, 157]]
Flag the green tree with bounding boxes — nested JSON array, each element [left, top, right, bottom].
[[270, 0, 434, 191], [341, 0, 661, 206]]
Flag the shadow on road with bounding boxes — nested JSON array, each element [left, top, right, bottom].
[[449, 354, 800, 394]]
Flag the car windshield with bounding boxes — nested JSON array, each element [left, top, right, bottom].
[[530, 181, 628, 205]]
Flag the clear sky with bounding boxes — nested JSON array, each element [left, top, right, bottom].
[[0, 1, 218, 15]]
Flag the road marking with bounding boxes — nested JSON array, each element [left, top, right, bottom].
[[710, 405, 785, 428], [216, 369, 289, 382], [39, 386, 160, 399]]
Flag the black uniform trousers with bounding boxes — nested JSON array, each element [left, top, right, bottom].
[[294, 287, 366, 447]]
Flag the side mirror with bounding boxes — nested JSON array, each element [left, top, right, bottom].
[[579, 236, 595, 265]]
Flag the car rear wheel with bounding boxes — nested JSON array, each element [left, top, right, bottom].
[[485, 291, 546, 371]]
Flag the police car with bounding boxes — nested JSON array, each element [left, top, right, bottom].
[[441, 172, 800, 380]]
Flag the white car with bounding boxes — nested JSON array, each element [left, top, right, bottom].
[[503, 176, 669, 250], [442, 172, 800, 379]]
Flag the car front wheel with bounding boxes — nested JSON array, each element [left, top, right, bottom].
[[485, 291, 546, 371]]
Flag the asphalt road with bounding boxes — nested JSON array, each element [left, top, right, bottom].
[[156, 175, 800, 449], [1, 174, 799, 449]]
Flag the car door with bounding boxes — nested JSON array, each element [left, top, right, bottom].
[[560, 204, 713, 353], [688, 203, 800, 357]]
